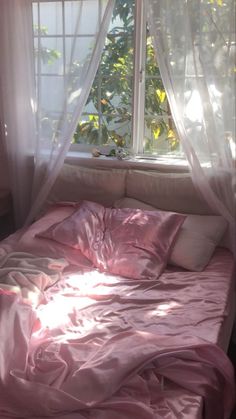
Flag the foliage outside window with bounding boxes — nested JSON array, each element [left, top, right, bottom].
[[33, 0, 234, 158], [72, 0, 180, 155], [33, 0, 180, 157]]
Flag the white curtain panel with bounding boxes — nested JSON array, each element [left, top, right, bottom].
[[148, 0, 235, 249], [26, 0, 115, 224], [0, 0, 36, 228]]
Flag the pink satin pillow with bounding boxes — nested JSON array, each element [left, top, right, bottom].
[[38, 200, 185, 280]]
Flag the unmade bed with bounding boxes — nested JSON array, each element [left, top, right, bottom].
[[0, 166, 235, 419]]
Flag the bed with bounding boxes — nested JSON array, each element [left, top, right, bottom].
[[0, 165, 235, 419]]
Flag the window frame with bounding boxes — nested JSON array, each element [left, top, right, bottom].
[[32, 0, 185, 166], [132, 0, 146, 155], [70, 0, 181, 157]]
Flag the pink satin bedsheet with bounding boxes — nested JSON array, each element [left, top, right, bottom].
[[0, 223, 235, 418]]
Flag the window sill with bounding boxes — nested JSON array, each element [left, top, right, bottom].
[[65, 150, 190, 173]]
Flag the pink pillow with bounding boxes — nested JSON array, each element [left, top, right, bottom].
[[38, 201, 185, 280], [16, 203, 93, 269]]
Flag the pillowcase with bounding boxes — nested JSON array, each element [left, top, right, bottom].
[[113, 197, 228, 271], [38, 200, 186, 280], [16, 203, 93, 269]]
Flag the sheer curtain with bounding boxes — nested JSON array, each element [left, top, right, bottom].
[[0, 0, 115, 227], [0, 0, 36, 228], [27, 0, 115, 224], [147, 0, 235, 250]]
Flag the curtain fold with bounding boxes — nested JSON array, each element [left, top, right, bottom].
[[0, 0, 36, 228], [147, 0, 235, 251], [26, 0, 115, 224], [0, 0, 115, 228]]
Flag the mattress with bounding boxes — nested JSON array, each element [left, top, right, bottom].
[[0, 226, 235, 418]]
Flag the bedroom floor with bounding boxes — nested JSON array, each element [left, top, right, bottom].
[[228, 338, 236, 418]]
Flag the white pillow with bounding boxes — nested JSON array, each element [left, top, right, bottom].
[[113, 198, 228, 271]]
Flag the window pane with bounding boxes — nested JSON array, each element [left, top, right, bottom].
[[101, 34, 134, 76], [38, 2, 63, 35], [65, 0, 103, 35], [74, 0, 135, 147], [39, 38, 63, 75], [74, 114, 132, 147], [100, 76, 132, 112], [144, 29, 180, 155], [33, 1, 182, 158], [65, 36, 96, 69], [145, 77, 169, 117], [32, 2, 38, 24], [144, 115, 180, 155], [41, 75, 64, 113]]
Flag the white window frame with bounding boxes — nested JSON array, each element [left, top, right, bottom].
[[70, 0, 181, 158], [32, 0, 186, 168], [132, 0, 146, 155]]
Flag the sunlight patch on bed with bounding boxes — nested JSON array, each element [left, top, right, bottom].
[[149, 301, 181, 317], [36, 294, 92, 329], [65, 270, 120, 293], [35, 270, 118, 331]]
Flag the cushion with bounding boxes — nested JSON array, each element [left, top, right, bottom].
[[38, 200, 186, 280], [114, 197, 228, 271], [126, 170, 213, 214], [46, 164, 126, 207]]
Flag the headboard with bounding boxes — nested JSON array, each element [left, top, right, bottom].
[[47, 163, 213, 214], [45, 163, 230, 249]]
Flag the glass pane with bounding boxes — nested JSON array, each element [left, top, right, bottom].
[[145, 35, 161, 77], [144, 27, 180, 155], [39, 2, 62, 35], [76, 0, 135, 147], [104, 114, 132, 148], [39, 38, 63, 75], [34, 37, 39, 74], [145, 77, 169, 117], [101, 35, 134, 76], [101, 0, 135, 77], [100, 76, 132, 113], [73, 114, 101, 145], [40, 76, 65, 113], [65, 0, 101, 35], [144, 116, 180, 155], [65, 37, 95, 69], [74, 114, 132, 147], [32, 2, 38, 25]]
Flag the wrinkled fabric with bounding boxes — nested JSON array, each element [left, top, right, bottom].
[[1, 204, 93, 269], [0, 251, 67, 305], [38, 200, 186, 280], [0, 231, 235, 418], [0, 290, 234, 419]]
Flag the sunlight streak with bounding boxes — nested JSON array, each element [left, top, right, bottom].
[[35, 270, 117, 331], [36, 294, 93, 329], [69, 88, 82, 104], [149, 301, 181, 317]]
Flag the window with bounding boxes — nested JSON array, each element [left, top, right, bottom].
[[32, 0, 180, 157], [74, 0, 180, 156]]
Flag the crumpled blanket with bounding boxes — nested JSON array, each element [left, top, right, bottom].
[[0, 250, 68, 305], [0, 289, 234, 419], [0, 242, 235, 419]]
